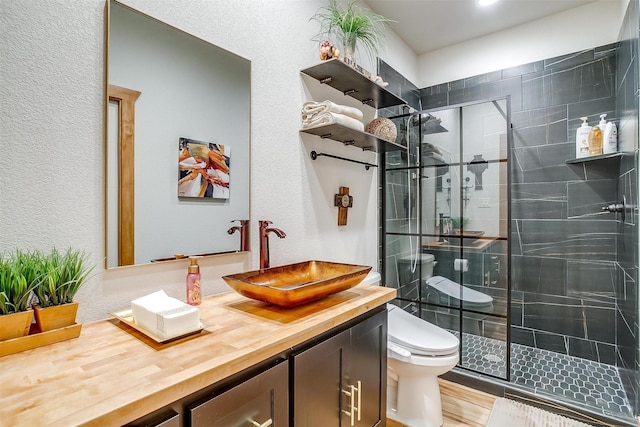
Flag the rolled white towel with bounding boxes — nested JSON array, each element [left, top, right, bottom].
[[302, 111, 365, 132], [302, 100, 363, 121]]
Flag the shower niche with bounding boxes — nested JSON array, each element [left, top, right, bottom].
[[383, 98, 511, 379]]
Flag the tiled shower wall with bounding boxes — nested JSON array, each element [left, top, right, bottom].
[[420, 42, 624, 362], [614, 0, 639, 413], [417, 37, 638, 416]]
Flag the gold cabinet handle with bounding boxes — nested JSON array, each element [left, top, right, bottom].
[[342, 381, 362, 426], [356, 380, 362, 421], [342, 384, 356, 426], [249, 419, 273, 427]]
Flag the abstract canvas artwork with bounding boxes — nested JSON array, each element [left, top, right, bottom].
[[178, 137, 230, 199]]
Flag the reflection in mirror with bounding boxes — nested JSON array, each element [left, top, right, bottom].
[[418, 99, 508, 246], [106, 1, 251, 269]]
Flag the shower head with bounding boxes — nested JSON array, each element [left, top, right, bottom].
[[412, 113, 448, 134]]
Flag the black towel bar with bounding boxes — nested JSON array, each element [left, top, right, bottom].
[[310, 150, 378, 170]]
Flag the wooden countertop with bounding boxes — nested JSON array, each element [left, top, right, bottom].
[[0, 285, 396, 427], [424, 238, 496, 251]]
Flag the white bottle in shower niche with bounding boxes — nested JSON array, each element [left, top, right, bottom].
[[603, 119, 618, 154], [576, 116, 590, 159]]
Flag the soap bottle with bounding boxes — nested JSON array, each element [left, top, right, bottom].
[[575, 117, 590, 159], [603, 118, 618, 154], [186, 256, 201, 306], [588, 124, 603, 156]]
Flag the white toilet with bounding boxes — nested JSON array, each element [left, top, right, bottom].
[[396, 253, 495, 335], [425, 275, 494, 335], [361, 271, 459, 427]]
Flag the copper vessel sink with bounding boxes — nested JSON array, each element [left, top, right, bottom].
[[222, 261, 372, 307]]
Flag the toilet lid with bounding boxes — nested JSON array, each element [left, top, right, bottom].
[[387, 305, 459, 356], [398, 253, 434, 263], [426, 276, 493, 304]]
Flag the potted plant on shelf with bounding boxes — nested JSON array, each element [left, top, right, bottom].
[[451, 216, 470, 232], [0, 251, 40, 340], [32, 248, 95, 333], [310, 0, 393, 64]]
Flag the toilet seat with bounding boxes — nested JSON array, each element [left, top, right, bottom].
[[426, 276, 493, 304], [426, 276, 493, 312], [387, 305, 459, 357]]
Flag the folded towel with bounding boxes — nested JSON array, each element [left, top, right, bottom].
[[302, 100, 363, 122], [131, 290, 200, 338], [302, 111, 365, 132]]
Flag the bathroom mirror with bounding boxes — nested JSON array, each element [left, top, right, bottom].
[[106, 1, 251, 269]]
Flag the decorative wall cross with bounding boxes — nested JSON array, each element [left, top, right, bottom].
[[467, 154, 488, 190], [334, 186, 353, 226]]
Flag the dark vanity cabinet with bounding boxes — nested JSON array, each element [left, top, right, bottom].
[[125, 307, 388, 427], [189, 360, 289, 427], [292, 308, 387, 427]]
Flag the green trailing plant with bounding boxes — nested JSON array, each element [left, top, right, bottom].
[[34, 248, 95, 308], [0, 250, 41, 315], [451, 217, 470, 230], [310, 0, 394, 63]]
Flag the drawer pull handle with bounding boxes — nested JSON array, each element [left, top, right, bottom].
[[249, 418, 272, 427]]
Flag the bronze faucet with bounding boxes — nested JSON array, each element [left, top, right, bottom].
[[227, 219, 249, 252], [259, 220, 286, 269]]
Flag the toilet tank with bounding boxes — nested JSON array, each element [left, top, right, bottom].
[[361, 270, 381, 286], [397, 254, 435, 285]]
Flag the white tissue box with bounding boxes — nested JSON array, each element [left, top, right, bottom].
[[131, 290, 200, 337]]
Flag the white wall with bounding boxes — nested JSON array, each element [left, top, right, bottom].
[[0, 0, 416, 322], [416, 0, 627, 88]]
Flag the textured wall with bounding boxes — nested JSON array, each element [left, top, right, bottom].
[[0, 0, 416, 322]]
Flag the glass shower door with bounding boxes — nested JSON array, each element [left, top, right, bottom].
[[384, 98, 511, 380]]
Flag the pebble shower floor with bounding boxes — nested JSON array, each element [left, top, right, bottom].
[[454, 332, 634, 423]]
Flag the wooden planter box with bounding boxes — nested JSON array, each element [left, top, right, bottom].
[[0, 303, 82, 357], [33, 302, 79, 333], [0, 323, 82, 357], [0, 310, 33, 341]]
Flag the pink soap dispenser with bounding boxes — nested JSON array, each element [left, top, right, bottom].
[[186, 256, 202, 305]]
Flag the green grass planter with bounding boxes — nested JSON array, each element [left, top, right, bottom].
[[0, 251, 40, 340], [32, 248, 94, 332]]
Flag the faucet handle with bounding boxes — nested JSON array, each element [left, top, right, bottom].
[[259, 220, 273, 227], [231, 219, 248, 226]]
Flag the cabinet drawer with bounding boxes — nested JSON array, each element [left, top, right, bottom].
[[189, 360, 288, 427]]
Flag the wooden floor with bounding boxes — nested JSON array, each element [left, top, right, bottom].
[[387, 378, 497, 427]]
